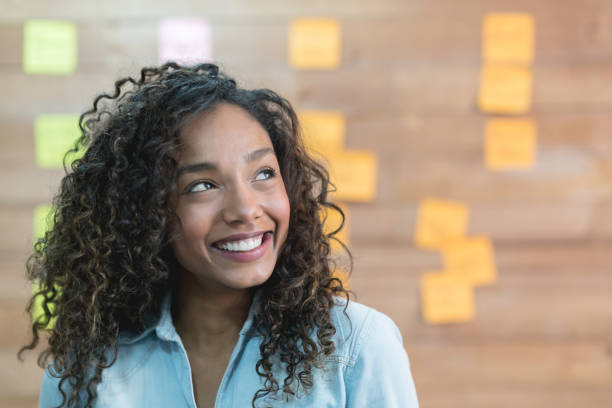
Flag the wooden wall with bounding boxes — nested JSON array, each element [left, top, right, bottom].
[[1, 0, 611, 406]]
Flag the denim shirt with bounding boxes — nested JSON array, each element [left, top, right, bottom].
[[39, 288, 419, 408]]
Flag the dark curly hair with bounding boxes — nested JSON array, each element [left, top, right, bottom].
[[18, 62, 353, 408]]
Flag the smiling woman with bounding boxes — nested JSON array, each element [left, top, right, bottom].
[[19, 63, 419, 408]]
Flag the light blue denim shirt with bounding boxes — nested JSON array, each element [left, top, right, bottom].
[[39, 288, 419, 407]]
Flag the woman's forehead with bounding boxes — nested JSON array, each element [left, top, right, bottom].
[[177, 103, 273, 163]]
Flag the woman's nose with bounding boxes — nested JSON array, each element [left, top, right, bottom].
[[222, 182, 263, 224]]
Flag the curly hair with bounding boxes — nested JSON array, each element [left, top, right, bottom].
[[17, 62, 353, 408]]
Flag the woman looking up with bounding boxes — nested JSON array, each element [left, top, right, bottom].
[[20, 63, 419, 408]]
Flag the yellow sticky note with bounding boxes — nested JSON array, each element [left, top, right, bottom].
[[414, 198, 470, 249], [322, 203, 350, 252], [485, 118, 537, 170], [483, 13, 535, 65], [420, 272, 475, 324], [32, 280, 59, 330], [442, 236, 497, 286], [478, 63, 532, 114], [299, 111, 346, 154], [33, 204, 53, 243], [333, 265, 351, 290], [34, 114, 83, 169], [326, 150, 378, 202], [288, 18, 341, 69], [23, 19, 78, 75]]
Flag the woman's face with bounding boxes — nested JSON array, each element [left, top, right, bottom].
[[170, 102, 290, 293]]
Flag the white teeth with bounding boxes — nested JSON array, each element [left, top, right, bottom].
[[217, 234, 264, 252]]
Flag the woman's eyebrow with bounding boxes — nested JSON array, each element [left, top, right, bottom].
[[177, 147, 274, 178]]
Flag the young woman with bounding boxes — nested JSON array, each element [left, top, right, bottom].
[[20, 63, 419, 408]]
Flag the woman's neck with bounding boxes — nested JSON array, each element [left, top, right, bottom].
[[171, 271, 254, 351]]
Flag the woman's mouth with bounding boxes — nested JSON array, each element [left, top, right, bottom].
[[210, 231, 273, 262]]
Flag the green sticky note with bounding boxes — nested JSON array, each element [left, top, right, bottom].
[[32, 204, 53, 242], [34, 114, 83, 168], [23, 19, 78, 75], [32, 204, 59, 330], [32, 280, 59, 330]]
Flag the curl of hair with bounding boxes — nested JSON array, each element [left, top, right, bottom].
[[18, 62, 353, 408]]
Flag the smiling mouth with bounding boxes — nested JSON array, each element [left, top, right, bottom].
[[212, 231, 273, 252]]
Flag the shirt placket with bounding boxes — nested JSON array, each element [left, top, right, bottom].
[[213, 329, 250, 407]]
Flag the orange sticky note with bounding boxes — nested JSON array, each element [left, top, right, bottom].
[[336, 266, 351, 289], [299, 110, 345, 154], [288, 18, 341, 69], [442, 236, 497, 286], [326, 150, 377, 202], [414, 198, 469, 249], [485, 118, 537, 170], [483, 13, 535, 64], [421, 272, 475, 324], [322, 203, 350, 252], [478, 63, 532, 114]]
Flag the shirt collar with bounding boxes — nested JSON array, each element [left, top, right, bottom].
[[118, 286, 264, 345]]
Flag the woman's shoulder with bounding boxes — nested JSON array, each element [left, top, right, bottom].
[[326, 295, 404, 367], [327, 296, 419, 407]]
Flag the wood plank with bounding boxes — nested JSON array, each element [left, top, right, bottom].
[[409, 341, 612, 390], [0, 256, 31, 301], [0, 351, 44, 400], [2, 4, 612, 68], [0, 300, 32, 350], [0, 398, 36, 408], [0, 0, 421, 21], [347, 203, 600, 244], [0, 0, 610, 27], [419, 390, 612, 408], [1, 61, 612, 120]]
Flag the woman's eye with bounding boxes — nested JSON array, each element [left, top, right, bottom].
[[186, 181, 214, 193], [255, 168, 276, 181]]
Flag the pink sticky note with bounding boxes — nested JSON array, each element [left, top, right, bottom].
[[158, 18, 212, 65]]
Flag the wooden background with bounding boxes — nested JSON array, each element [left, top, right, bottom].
[[1, 0, 612, 406]]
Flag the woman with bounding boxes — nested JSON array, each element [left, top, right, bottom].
[[19, 63, 419, 407]]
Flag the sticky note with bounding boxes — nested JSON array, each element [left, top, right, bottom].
[[333, 266, 351, 289], [485, 118, 537, 170], [33, 204, 53, 243], [288, 18, 341, 69], [32, 205, 59, 330], [478, 63, 532, 114], [158, 18, 213, 64], [420, 272, 475, 324], [414, 198, 469, 249], [322, 203, 350, 252], [32, 280, 59, 330], [442, 236, 497, 286], [299, 111, 346, 154], [483, 13, 535, 65], [23, 19, 77, 75], [326, 150, 377, 202], [34, 114, 83, 169]]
